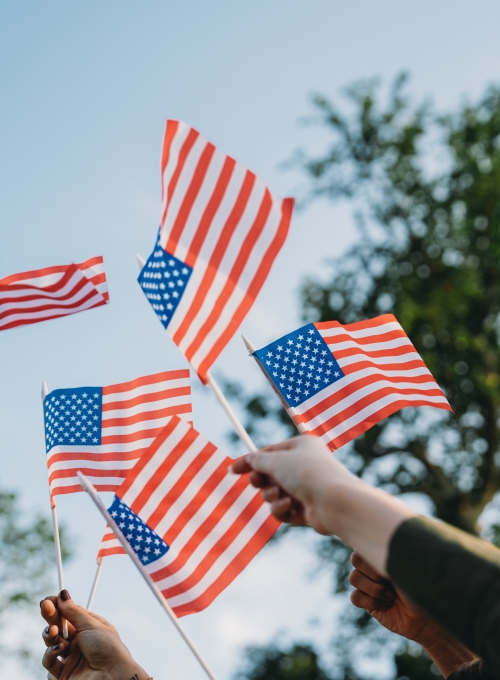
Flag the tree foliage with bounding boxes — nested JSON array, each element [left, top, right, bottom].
[[233, 74, 500, 680], [236, 644, 331, 680]]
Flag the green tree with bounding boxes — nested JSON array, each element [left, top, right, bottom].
[[232, 74, 500, 680], [0, 488, 71, 667], [236, 644, 332, 680]]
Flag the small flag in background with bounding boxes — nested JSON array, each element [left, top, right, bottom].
[[44, 370, 192, 497], [138, 119, 294, 382], [252, 314, 451, 451], [0, 257, 109, 331], [98, 416, 280, 616]]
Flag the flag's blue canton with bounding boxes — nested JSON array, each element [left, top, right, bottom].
[[44, 387, 102, 453], [108, 495, 169, 564], [138, 246, 193, 330], [254, 323, 345, 408]]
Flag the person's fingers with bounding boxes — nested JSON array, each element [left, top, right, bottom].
[[350, 590, 392, 611], [349, 569, 396, 601], [41, 598, 76, 639], [42, 640, 69, 678], [231, 451, 279, 477], [249, 471, 270, 489], [56, 591, 102, 632], [268, 497, 307, 525], [350, 551, 385, 582], [230, 455, 254, 475], [40, 597, 58, 624], [42, 624, 61, 648], [87, 611, 117, 632], [261, 485, 282, 502], [245, 451, 282, 476], [258, 437, 302, 453], [231, 459, 274, 491]]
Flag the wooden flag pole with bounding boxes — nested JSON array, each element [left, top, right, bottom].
[[241, 335, 307, 435], [77, 472, 219, 680], [136, 253, 258, 453], [86, 557, 104, 611], [204, 371, 257, 452], [42, 381, 69, 639]]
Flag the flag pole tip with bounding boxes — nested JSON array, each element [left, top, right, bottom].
[[41, 380, 49, 400], [136, 253, 146, 270], [241, 334, 257, 354]]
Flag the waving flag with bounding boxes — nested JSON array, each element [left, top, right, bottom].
[[98, 416, 279, 616], [44, 370, 192, 497], [251, 314, 451, 451], [0, 257, 109, 331], [138, 120, 294, 381]]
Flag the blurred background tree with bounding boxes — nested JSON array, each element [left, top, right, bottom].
[[232, 73, 500, 680], [236, 644, 332, 680], [0, 488, 71, 668]]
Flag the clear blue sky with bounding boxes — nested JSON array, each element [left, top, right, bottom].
[[1, 2, 500, 678]]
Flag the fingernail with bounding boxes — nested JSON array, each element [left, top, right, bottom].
[[39, 600, 44, 608], [44, 626, 50, 635], [53, 644, 60, 651], [59, 589, 71, 601]]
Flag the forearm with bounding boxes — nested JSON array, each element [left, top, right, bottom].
[[318, 473, 415, 575], [106, 648, 151, 680]]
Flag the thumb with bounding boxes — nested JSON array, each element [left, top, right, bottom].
[[57, 591, 97, 631], [248, 451, 280, 476]]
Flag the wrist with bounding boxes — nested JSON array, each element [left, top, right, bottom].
[[317, 473, 416, 574], [306, 466, 360, 535], [312, 470, 362, 534], [415, 622, 476, 677], [108, 658, 150, 680]]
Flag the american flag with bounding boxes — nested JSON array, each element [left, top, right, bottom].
[[138, 120, 294, 382], [0, 257, 109, 331], [44, 370, 192, 498], [98, 415, 280, 616], [252, 314, 451, 451]]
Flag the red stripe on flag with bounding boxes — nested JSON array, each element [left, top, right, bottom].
[[197, 196, 294, 378], [164, 142, 216, 256], [183, 156, 236, 269], [161, 128, 199, 226], [171, 513, 279, 616], [171, 170, 256, 347]]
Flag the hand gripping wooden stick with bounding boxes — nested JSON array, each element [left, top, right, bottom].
[[77, 472, 219, 680], [42, 381, 69, 639]]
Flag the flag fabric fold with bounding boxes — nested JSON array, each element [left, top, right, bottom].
[[44, 370, 192, 497], [98, 415, 280, 616], [252, 314, 452, 451], [0, 257, 109, 331], [138, 119, 294, 382]]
